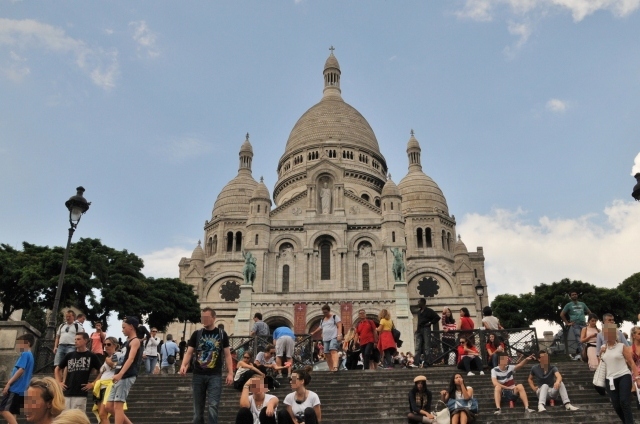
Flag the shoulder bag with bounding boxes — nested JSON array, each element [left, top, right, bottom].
[[391, 321, 403, 348], [432, 400, 451, 424], [593, 359, 607, 395]]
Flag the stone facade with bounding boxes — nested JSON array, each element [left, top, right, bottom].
[[170, 51, 489, 354]]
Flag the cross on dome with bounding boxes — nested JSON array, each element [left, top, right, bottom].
[[329, 45, 335, 55], [410, 129, 414, 136], [246, 133, 250, 141]]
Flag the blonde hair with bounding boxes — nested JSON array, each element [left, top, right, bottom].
[[344, 328, 356, 342], [28, 377, 65, 418], [631, 326, 640, 337], [378, 309, 391, 321], [52, 409, 90, 424]]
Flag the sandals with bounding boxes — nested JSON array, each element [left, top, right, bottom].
[[330, 367, 338, 373]]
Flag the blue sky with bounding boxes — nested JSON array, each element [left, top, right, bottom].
[[2, 0, 640, 317]]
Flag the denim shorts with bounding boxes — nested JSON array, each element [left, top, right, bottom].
[[501, 388, 519, 401], [323, 338, 340, 352], [107, 377, 136, 402]]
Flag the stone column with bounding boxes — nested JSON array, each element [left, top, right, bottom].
[[393, 281, 415, 355], [233, 285, 254, 335]]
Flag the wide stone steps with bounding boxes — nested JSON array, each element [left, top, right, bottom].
[[8, 361, 640, 423]]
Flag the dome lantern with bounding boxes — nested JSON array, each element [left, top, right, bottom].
[[239, 133, 253, 174], [323, 46, 342, 98]]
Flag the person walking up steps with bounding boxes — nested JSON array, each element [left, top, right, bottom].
[[310, 305, 343, 373]]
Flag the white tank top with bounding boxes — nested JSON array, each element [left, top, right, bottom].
[[602, 342, 631, 380]]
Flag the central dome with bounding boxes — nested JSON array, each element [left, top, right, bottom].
[[283, 96, 381, 156], [282, 50, 381, 157]]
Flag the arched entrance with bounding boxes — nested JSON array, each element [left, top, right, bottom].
[[264, 316, 294, 335]]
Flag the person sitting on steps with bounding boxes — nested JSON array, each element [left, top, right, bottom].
[[456, 337, 483, 376], [407, 375, 434, 423], [235, 375, 279, 424], [491, 351, 535, 415], [527, 349, 579, 413]]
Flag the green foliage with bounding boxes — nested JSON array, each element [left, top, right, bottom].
[[492, 276, 638, 329], [0, 238, 200, 331]]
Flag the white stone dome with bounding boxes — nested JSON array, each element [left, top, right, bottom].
[[191, 241, 205, 261], [212, 172, 257, 218]]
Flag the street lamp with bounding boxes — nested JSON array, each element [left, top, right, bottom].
[[633, 173, 640, 201], [39, 187, 90, 371], [475, 279, 485, 318]]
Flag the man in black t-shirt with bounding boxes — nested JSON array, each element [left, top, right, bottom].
[[180, 307, 232, 424], [415, 298, 440, 366], [54, 332, 101, 412]]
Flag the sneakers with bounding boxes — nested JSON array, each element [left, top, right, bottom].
[[494, 408, 502, 415], [565, 403, 580, 411], [479, 371, 485, 375], [571, 354, 581, 361], [272, 379, 280, 389], [467, 372, 475, 376], [538, 404, 546, 412], [524, 407, 536, 413]]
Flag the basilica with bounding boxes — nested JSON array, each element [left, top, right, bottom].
[[171, 50, 489, 353]]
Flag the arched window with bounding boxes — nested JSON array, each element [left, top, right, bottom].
[[212, 235, 218, 255], [390, 202, 394, 210], [362, 264, 370, 291], [392, 231, 396, 243], [441, 230, 446, 250], [447, 232, 451, 252], [474, 269, 478, 278], [361, 193, 370, 202], [320, 242, 331, 280], [417, 228, 424, 248], [206, 237, 213, 255], [383, 203, 386, 211], [426, 228, 432, 248], [226, 232, 233, 252], [282, 265, 290, 293], [257, 205, 261, 213], [255, 234, 259, 245], [375, 198, 380, 208], [235, 232, 242, 252]]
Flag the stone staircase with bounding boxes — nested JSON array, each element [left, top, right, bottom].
[[9, 361, 640, 423]]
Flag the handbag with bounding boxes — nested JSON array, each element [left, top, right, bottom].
[[432, 400, 451, 424], [593, 359, 607, 395], [581, 344, 589, 362], [391, 322, 403, 348], [447, 397, 479, 414]]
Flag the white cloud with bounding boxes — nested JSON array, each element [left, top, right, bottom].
[[457, 200, 640, 299], [1, 50, 29, 82], [129, 21, 159, 58], [503, 20, 532, 57], [0, 18, 118, 89], [546, 98, 568, 112], [456, 0, 494, 21], [152, 135, 214, 163], [456, 0, 640, 22], [141, 246, 192, 278], [632, 152, 640, 176]]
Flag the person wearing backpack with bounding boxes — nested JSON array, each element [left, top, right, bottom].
[[310, 304, 343, 373], [53, 310, 85, 367], [355, 309, 378, 370], [160, 334, 179, 375], [180, 307, 233, 424]]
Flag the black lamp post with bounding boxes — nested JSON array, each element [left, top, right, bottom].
[[475, 279, 485, 318], [39, 187, 90, 371], [633, 173, 640, 201]]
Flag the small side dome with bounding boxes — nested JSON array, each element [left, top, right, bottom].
[[454, 235, 468, 256], [381, 173, 401, 198], [212, 173, 257, 218], [251, 177, 272, 204], [191, 241, 205, 261]]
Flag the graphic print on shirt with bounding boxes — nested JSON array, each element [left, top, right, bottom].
[[196, 332, 223, 370]]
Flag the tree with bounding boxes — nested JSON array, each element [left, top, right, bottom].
[[0, 238, 200, 332], [143, 278, 201, 332], [491, 294, 532, 329], [617, 272, 640, 320]]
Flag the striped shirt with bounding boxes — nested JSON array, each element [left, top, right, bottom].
[[491, 364, 516, 387]]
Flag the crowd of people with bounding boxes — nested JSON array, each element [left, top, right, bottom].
[[3, 290, 640, 423]]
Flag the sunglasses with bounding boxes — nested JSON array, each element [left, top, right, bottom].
[[105, 343, 113, 347], [459, 341, 466, 344]]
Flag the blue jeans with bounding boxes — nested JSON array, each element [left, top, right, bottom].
[[54, 344, 76, 367], [192, 374, 222, 424], [144, 356, 158, 374], [415, 327, 432, 365], [571, 324, 585, 354]]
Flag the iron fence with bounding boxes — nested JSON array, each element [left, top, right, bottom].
[[420, 327, 539, 367], [226, 334, 314, 372]]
